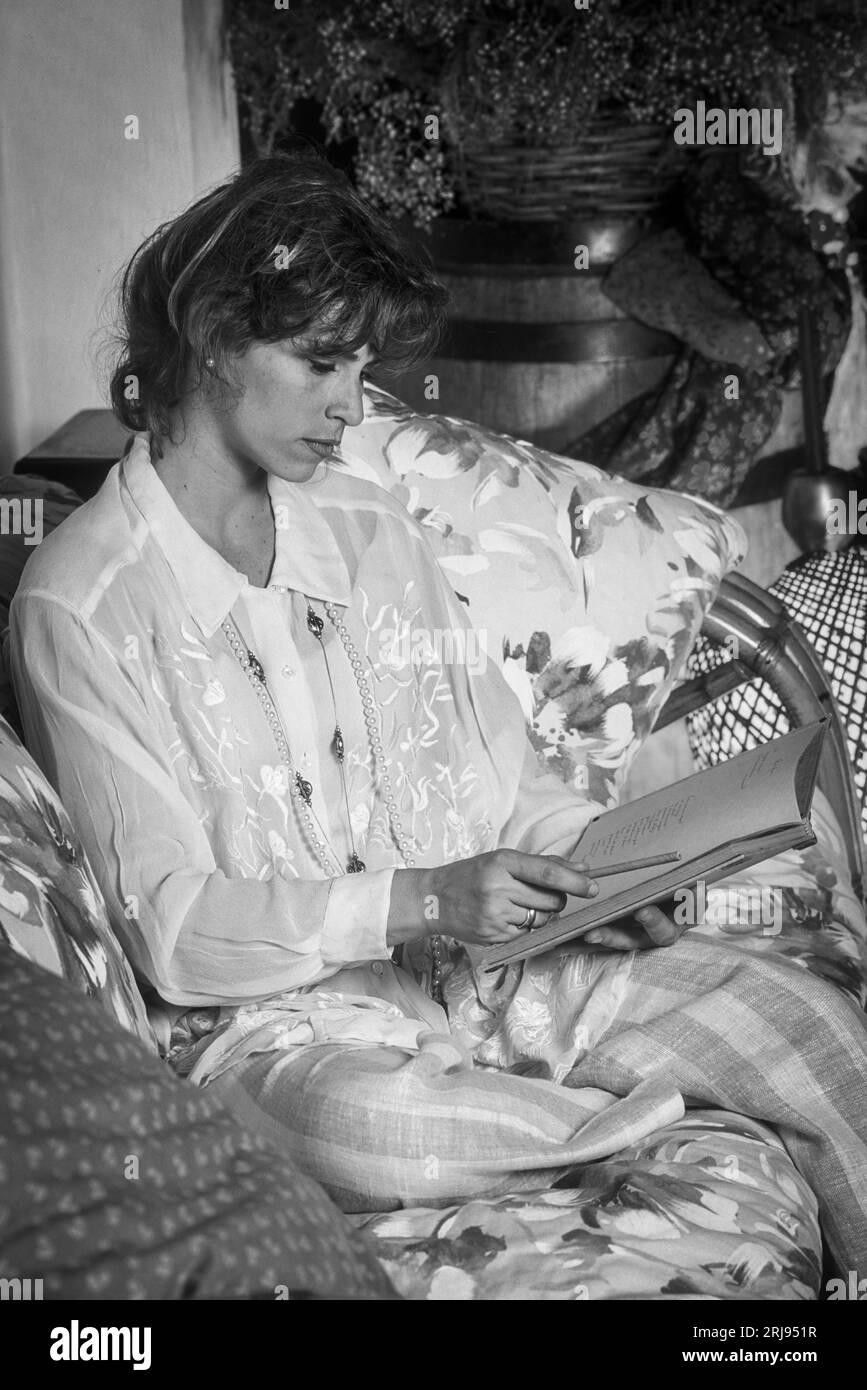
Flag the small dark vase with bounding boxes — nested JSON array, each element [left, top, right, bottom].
[[782, 467, 860, 554]]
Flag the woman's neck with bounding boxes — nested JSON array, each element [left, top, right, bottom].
[[151, 421, 270, 550]]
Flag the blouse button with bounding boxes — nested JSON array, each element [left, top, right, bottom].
[[281, 664, 295, 679]]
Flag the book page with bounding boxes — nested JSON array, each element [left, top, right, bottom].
[[572, 722, 824, 907]]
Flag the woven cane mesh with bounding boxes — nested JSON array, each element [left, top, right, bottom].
[[686, 548, 867, 838]]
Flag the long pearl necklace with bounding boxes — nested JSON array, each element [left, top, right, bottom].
[[220, 595, 445, 1004]]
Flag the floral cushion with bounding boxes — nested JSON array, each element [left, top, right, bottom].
[[339, 386, 747, 806], [0, 712, 156, 1050], [353, 1108, 820, 1301]]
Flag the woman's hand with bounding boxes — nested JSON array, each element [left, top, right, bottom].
[[581, 900, 685, 951], [413, 850, 599, 950], [388, 855, 688, 954]]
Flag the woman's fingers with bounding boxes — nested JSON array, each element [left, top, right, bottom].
[[636, 905, 685, 945], [584, 905, 686, 952], [506, 886, 569, 916], [499, 849, 599, 901]]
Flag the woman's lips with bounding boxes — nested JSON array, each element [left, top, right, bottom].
[[303, 439, 338, 459]]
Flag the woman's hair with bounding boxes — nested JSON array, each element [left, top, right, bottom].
[[109, 146, 450, 451]]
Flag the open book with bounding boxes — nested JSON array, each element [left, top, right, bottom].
[[482, 719, 828, 969]]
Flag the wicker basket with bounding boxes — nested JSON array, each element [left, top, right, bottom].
[[451, 117, 681, 223]]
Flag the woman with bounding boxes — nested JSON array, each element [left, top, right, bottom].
[[9, 153, 867, 1270]]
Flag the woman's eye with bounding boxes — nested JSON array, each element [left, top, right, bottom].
[[307, 359, 374, 383]]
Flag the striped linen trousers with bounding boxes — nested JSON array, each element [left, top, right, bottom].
[[208, 935, 867, 1276]]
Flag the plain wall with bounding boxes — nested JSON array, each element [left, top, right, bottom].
[[0, 0, 239, 471]]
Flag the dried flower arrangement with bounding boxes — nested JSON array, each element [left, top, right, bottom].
[[227, 0, 867, 227]]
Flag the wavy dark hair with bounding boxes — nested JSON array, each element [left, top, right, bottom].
[[109, 146, 450, 454]]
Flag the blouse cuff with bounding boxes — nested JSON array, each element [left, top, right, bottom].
[[320, 866, 396, 968]]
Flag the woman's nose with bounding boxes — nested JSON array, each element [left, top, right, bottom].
[[327, 376, 367, 429]]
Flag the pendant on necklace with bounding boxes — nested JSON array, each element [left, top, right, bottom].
[[306, 606, 325, 639], [332, 725, 345, 763], [295, 772, 313, 805], [347, 853, 366, 873]]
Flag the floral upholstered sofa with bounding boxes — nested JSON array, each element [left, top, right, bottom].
[[0, 385, 864, 1301]]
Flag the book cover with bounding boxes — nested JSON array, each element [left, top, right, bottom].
[[481, 719, 828, 970]]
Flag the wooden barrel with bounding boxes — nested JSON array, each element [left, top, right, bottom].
[[392, 217, 679, 455]]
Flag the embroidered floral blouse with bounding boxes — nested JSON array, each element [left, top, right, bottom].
[[8, 436, 601, 1080]]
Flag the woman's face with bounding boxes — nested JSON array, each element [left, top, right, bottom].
[[205, 336, 379, 483]]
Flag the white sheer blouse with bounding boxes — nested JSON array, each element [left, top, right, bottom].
[[8, 436, 601, 1080]]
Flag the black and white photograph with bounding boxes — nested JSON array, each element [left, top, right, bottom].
[[1, 0, 866, 1348]]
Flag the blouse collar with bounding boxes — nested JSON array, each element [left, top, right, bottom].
[[119, 435, 353, 637]]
